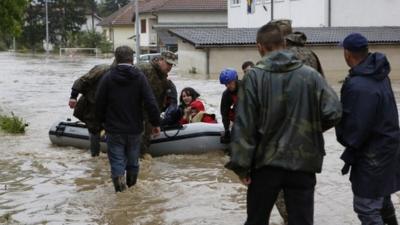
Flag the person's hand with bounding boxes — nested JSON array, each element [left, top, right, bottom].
[[240, 177, 251, 186], [68, 98, 77, 109], [152, 127, 161, 137], [184, 106, 191, 116]]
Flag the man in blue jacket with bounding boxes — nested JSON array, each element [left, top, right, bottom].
[[336, 33, 400, 225], [96, 46, 161, 192]]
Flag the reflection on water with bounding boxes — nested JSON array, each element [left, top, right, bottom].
[[0, 52, 398, 225]]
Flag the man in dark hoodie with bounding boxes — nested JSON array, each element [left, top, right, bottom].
[[96, 46, 160, 192], [226, 23, 342, 225], [336, 33, 400, 225]]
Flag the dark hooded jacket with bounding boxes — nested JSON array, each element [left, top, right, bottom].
[[335, 52, 400, 198], [95, 65, 160, 134], [226, 50, 342, 178]]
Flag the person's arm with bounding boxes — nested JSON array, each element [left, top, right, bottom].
[[318, 75, 342, 131], [69, 75, 86, 108], [312, 51, 324, 77], [220, 90, 232, 132], [95, 75, 109, 123], [226, 71, 259, 179], [140, 72, 161, 130]]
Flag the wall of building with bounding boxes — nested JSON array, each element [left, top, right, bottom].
[[228, 0, 326, 28], [176, 41, 400, 86], [176, 39, 208, 75], [111, 26, 135, 50], [228, 0, 400, 28], [331, 0, 400, 27], [311, 45, 400, 84], [158, 11, 227, 24], [209, 47, 259, 77], [139, 14, 158, 47]]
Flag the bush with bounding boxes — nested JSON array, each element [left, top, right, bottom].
[[0, 112, 27, 134], [75, 31, 113, 53]]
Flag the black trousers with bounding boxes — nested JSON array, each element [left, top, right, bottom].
[[245, 166, 316, 225]]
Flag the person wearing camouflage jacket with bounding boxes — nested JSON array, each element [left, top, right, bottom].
[[137, 51, 177, 155], [69, 63, 112, 157], [269, 19, 324, 77], [286, 32, 324, 77], [226, 23, 342, 225]]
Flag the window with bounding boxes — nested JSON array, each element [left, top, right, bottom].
[[141, 19, 146, 33], [231, 0, 240, 5]]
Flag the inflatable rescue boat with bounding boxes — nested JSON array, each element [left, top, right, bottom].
[[48, 119, 227, 156]]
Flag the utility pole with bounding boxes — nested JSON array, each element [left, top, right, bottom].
[[271, 0, 274, 21], [133, 0, 140, 63], [45, 0, 49, 56]]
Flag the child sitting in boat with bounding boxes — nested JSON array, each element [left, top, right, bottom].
[[187, 100, 217, 124]]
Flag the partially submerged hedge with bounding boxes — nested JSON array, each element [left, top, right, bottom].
[[0, 112, 27, 134]]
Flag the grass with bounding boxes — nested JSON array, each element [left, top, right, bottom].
[[0, 112, 27, 134]]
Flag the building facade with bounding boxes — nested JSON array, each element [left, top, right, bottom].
[[228, 0, 400, 28]]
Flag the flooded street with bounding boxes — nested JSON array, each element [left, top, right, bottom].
[[0, 52, 398, 225]]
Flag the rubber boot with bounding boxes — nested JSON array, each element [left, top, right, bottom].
[[126, 171, 138, 188], [89, 132, 101, 157], [112, 176, 126, 192]]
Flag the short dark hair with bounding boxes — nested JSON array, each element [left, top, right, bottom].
[[241, 61, 255, 70], [115, 46, 134, 64], [179, 87, 200, 106], [256, 23, 284, 51]]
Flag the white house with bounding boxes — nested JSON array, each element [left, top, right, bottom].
[[81, 13, 103, 33], [228, 0, 400, 28], [98, 0, 227, 52]]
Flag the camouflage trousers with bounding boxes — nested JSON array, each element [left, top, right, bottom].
[[276, 191, 289, 225], [140, 122, 152, 156]]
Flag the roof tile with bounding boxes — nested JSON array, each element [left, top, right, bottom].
[[99, 0, 226, 26]]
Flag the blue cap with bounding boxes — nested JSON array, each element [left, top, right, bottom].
[[340, 33, 368, 51]]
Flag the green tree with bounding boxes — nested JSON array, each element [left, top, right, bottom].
[[18, 2, 45, 53], [98, 0, 129, 17], [0, 0, 29, 36], [41, 0, 87, 47]]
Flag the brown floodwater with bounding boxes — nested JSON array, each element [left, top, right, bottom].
[[0, 52, 398, 225]]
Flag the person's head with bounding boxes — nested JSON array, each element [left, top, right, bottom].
[[267, 19, 292, 36], [115, 46, 134, 64], [241, 61, 254, 74], [340, 33, 369, 67], [180, 87, 200, 106], [286, 31, 307, 47], [154, 51, 178, 75], [219, 68, 238, 92], [189, 100, 205, 117], [256, 23, 285, 57]]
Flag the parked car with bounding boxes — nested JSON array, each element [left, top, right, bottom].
[[133, 53, 161, 64]]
